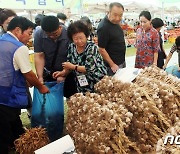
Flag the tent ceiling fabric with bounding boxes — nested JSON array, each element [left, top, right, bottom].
[[0, 0, 179, 17], [0, 0, 64, 9], [83, 0, 180, 14]]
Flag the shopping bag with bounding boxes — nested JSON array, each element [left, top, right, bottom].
[[31, 81, 64, 141], [165, 65, 180, 78]]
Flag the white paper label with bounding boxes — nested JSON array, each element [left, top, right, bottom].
[[77, 75, 88, 87]]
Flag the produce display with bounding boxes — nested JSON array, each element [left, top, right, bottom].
[[95, 76, 170, 153], [14, 127, 49, 154], [66, 93, 141, 154], [156, 121, 180, 154], [167, 28, 180, 43], [66, 66, 179, 154], [135, 66, 180, 125]]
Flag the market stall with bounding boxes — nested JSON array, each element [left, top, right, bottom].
[[65, 66, 180, 154], [167, 28, 180, 43]]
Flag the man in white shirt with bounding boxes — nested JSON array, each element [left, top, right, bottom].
[[0, 16, 49, 154]]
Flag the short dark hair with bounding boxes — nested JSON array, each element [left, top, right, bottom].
[[80, 16, 92, 30], [7, 16, 34, 32], [41, 16, 59, 32], [0, 8, 16, 25], [35, 14, 45, 25], [175, 36, 180, 47], [57, 13, 67, 21], [67, 20, 90, 41], [152, 18, 164, 29], [109, 2, 124, 11], [139, 11, 151, 21]]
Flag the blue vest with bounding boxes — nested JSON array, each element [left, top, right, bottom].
[[0, 33, 28, 108]]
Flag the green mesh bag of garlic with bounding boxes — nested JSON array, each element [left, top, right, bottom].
[[14, 127, 50, 154]]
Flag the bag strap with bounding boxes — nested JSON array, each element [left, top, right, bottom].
[[50, 41, 60, 71]]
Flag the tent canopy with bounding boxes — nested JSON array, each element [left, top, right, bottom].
[[0, 0, 65, 9], [0, 0, 179, 20]]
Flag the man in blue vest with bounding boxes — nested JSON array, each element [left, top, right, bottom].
[[0, 16, 49, 154]]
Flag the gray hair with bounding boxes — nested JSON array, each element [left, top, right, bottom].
[[109, 2, 124, 11]]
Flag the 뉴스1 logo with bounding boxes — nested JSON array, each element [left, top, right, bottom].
[[163, 135, 180, 145]]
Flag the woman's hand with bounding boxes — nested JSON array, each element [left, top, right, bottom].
[[52, 71, 65, 79], [62, 62, 75, 70]]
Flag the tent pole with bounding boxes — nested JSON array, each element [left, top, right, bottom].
[[80, 0, 84, 16], [161, 1, 164, 20], [161, 1, 165, 45], [29, 10, 33, 22]]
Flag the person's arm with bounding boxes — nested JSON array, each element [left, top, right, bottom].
[[163, 44, 176, 69], [152, 31, 160, 66], [178, 53, 180, 71], [99, 47, 119, 72], [14, 46, 49, 94], [62, 62, 86, 73], [23, 71, 49, 93], [34, 52, 45, 83], [161, 44, 167, 58], [163, 52, 173, 69], [53, 61, 87, 81], [33, 29, 45, 83], [159, 35, 167, 59], [153, 52, 158, 66]]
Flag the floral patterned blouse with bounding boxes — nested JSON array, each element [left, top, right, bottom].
[[67, 42, 107, 93], [135, 26, 160, 68]]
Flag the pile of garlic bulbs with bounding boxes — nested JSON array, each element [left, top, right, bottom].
[[95, 76, 170, 153], [140, 66, 180, 92], [156, 121, 180, 154], [135, 73, 179, 125], [66, 93, 141, 154], [66, 66, 179, 154]]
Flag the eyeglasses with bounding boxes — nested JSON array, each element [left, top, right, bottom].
[[45, 28, 60, 37]]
